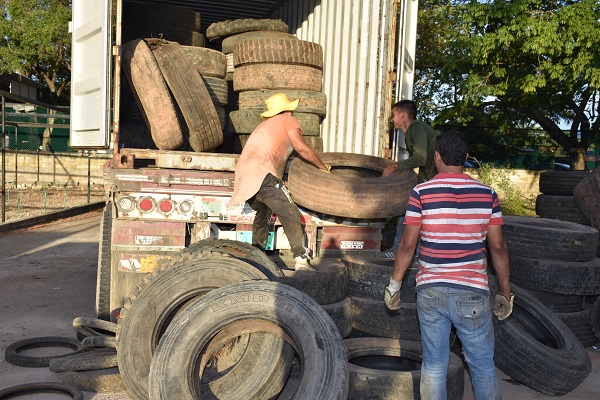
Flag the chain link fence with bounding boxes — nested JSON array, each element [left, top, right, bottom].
[[1, 92, 108, 223]]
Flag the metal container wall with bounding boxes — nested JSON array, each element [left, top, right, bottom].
[[271, 0, 418, 157]]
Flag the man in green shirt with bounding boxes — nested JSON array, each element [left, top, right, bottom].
[[382, 100, 439, 256]]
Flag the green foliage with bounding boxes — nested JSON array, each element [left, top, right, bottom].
[[472, 162, 534, 216], [0, 0, 71, 104], [415, 0, 600, 170]]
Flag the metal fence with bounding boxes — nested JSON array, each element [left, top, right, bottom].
[[1, 91, 106, 223]]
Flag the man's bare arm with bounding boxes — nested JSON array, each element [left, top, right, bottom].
[[288, 128, 328, 170], [487, 224, 511, 298], [392, 224, 421, 282]]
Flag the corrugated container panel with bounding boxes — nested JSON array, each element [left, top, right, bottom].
[[270, 0, 397, 157]]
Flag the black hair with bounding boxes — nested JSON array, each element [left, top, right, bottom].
[[392, 100, 417, 119], [435, 130, 467, 166]]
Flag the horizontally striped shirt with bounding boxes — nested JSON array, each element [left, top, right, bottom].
[[405, 173, 503, 293]]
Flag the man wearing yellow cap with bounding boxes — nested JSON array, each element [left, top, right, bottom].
[[229, 93, 330, 270]]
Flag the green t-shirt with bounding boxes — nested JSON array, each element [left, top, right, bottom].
[[396, 120, 439, 183]]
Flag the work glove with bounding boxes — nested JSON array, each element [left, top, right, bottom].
[[493, 292, 515, 321], [323, 164, 332, 173], [384, 278, 402, 311]]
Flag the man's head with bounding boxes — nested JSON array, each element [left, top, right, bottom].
[[435, 129, 468, 167], [391, 100, 417, 131], [260, 93, 300, 118]]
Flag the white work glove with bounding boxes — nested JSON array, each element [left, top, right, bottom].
[[384, 278, 402, 311], [494, 292, 515, 321]]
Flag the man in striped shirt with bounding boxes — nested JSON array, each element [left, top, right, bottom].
[[384, 130, 513, 399]]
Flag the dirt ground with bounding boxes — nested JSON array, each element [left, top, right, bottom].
[[1, 212, 599, 399]]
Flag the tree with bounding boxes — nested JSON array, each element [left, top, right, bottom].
[[0, 0, 71, 106], [415, 0, 600, 170]]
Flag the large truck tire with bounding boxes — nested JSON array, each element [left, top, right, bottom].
[[535, 194, 590, 225], [524, 288, 585, 313], [148, 39, 223, 151], [502, 215, 599, 262], [238, 89, 327, 116], [556, 304, 598, 348], [121, 39, 185, 150], [342, 254, 418, 302], [539, 170, 590, 195], [288, 153, 418, 219], [344, 338, 464, 400], [221, 30, 296, 53], [206, 18, 289, 42], [233, 38, 323, 69], [488, 276, 591, 396], [508, 254, 600, 295], [201, 76, 229, 107], [116, 251, 278, 400], [574, 167, 600, 230], [96, 205, 112, 321], [233, 63, 323, 92], [180, 46, 226, 78], [228, 110, 321, 135], [149, 281, 349, 400], [351, 296, 421, 341]]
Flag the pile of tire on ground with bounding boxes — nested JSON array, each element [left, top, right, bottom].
[[494, 215, 598, 395], [204, 18, 327, 154]]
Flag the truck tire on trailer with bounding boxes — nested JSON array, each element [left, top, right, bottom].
[[488, 276, 591, 396], [206, 18, 289, 42], [233, 63, 323, 92], [238, 89, 327, 116], [201, 76, 229, 107], [233, 38, 323, 69], [116, 251, 280, 400], [221, 30, 296, 54], [149, 281, 349, 400], [344, 338, 464, 400], [180, 46, 227, 78], [502, 215, 599, 262], [228, 110, 321, 135], [148, 38, 223, 152], [121, 39, 185, 150], [288, 153, 418, 219]]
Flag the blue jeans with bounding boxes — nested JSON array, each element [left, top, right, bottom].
[[417, 286, 502, 400]]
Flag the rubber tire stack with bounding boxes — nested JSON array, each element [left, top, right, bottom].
[[535, 170, 591, 225], [501, 215, 600, 351], [204, 18, 327, 154]]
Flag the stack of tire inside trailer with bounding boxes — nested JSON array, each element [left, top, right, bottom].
[[204, 19, 327, 154]]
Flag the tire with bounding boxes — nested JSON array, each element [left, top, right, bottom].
[[524, 288, 585, 313], [233, 38, 323, 69], [238, 89, 327, 116], [322, 297, 353, 338], [180, 46, 226, 78], [116, 251, 275, 400], [0, 382, 83, 400], [502, 215, 599, 262], [535, 194, 590, 225], [49, 348, 118, 372], [202, 76, 228, 107], [276, 256, 349, 305], [344, 337, 464, 400], [488, 276, 591, 396], [557, 304, 599, 348], [148, 281, 349, 400], [228, 110, 321, 135], [574, 167, 600, 230], [350, 296, 421, 341], [119, 124, 158, 149], [288, 153, 418, 219], [233, 63, 323, 92], [82, 336, 117, 349], [206, 18, 289, 42], [122, 26, 205, 46], [539, 170, 590, 195], [508, 254, 600, 295], [147, 38, 223, 151], [121, 39, 184, 150], [96, 205, 113, 321], [122, 2, 202, 31], [181, 237, 284, 279], [73, 317, 117, 343], [221, 30, 296, 54], [342, 254, 418, 302], [4, 336, 85, 368], [59, 368, 127, 393]]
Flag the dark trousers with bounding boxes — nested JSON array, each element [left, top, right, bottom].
[[248, 173, 305, 258]]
